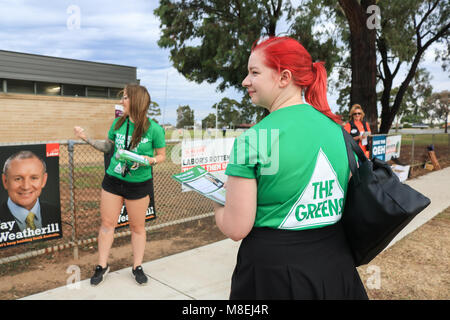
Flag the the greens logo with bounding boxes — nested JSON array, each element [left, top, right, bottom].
[[279, 148, 344, 229]]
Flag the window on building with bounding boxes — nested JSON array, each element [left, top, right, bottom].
[[7, 79, 35, 94], [63, 84, 85, 97], [110, 87, 123, 99], [0, 79, 4, 92], [87, 86, 108, 98], [37, 82, 61, 95]]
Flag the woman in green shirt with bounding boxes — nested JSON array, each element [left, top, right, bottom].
[[214, 37, 367, 299], [74, 84, 166, 286]]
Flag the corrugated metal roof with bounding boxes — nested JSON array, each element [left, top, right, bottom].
[[0, 50, 137, 88]]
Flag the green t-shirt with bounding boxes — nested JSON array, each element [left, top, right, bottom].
[[106, 117, 166, 182], [225, 104, 350, 230]]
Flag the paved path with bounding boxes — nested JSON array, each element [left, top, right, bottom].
[[22, 167, 450, 300]]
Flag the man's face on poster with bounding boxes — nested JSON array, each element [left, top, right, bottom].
[[2, 157, 48, 210]]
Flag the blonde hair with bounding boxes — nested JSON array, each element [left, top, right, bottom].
[[349, 104, 365, 121], [115, 84, 151, 149]]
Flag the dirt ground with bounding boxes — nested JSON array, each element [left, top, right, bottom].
[[358, 206, 450, 300], [0, 164, 449, 300], [0, 216, 228, 300]]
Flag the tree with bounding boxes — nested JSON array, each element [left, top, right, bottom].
[[176, 105, 195, 128], [423, 90, 450, 133], [332, 0, 449, 133], [376, 0, 450, 133], [147, 101, 161, 121], [154, 0, 344, 92], [154, 0, 289, 94], [235, 96, 266, 124], [202, 97, 265, 129], [202, 113, 216, 129], [212, 97, 242, 128], [285, 1, 342, 73], [337, 0, 378, 131], [382, 68, 433, 128], [155, 0, 449, 133]]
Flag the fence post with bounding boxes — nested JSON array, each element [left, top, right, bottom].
[[68, 140, 79, 260], [410, 134, 415, 169]]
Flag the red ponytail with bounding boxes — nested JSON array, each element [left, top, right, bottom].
[[252, 37, 341, 124], [305, 62, 341, 124]]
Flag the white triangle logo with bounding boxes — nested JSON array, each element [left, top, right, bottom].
[[279, 148, 345, 230], [114, 162, 122, 174]]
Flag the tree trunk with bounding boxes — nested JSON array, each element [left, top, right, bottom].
[[338, 0, 378, 133], [445, 109, 448, 134]]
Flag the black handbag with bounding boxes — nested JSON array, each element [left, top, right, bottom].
[[341, 128, 431, 267]]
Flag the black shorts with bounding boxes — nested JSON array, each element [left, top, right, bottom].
[[101, 174, 153, 200]]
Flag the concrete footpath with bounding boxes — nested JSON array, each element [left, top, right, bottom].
[[22, 167, 450, 300]]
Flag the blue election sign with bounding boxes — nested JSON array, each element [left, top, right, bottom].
[[371, 135, 386, 161]]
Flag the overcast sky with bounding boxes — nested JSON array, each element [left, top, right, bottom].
[[0, 0, 448, 125]]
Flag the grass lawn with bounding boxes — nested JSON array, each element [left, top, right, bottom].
[[396, 134, 448, 147]]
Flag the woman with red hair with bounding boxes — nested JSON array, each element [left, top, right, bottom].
[[214, 37, 367, 300]]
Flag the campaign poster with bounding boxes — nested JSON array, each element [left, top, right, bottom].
[[0, 144, 62, 249], [115, 104, 124, 118], [385, 135, 402, 161], [105, 106, 156, 230], [371, 135, 387, 161], [181, 138, 235, 192]]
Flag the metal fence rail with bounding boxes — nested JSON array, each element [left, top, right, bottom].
[[0, 133, 449, 264]]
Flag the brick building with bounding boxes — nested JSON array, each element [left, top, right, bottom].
[[0, 50, 137, 142]]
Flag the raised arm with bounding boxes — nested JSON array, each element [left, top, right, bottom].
[[74, 126, 114, 154]]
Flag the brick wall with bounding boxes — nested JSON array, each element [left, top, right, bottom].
[[0, 93, 118, 143]]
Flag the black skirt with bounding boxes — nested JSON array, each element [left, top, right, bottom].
[[230, 221, 368, 300]]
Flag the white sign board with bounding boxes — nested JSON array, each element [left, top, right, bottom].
[[391, 164, 410, 182], [181, 138, 235, 191], [385, 135, 402, 161]]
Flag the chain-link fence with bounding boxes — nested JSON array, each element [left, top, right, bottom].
[[0, 133, 449, 264], [386, 133, 450, 169], [0, 139, 214, 263]]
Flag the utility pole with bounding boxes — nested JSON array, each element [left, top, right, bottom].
[[163, 71, 168, 126], [215, 104, 218, 138]]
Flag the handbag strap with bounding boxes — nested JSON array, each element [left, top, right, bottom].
[[341, 127, 368, 184]]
